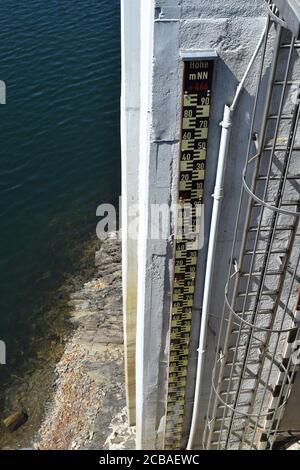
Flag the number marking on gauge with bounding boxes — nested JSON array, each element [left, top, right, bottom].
[[164, 59, 215, 450]]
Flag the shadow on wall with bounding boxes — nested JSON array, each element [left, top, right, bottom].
[[188, 53, 274, 449]]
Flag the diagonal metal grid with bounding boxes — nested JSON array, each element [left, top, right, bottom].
[[204, 4, 300, 450]]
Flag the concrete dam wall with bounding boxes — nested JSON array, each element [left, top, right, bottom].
[[121, 0, 300, 450]]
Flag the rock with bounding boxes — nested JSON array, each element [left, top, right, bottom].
[[3, 411, 28, 432], [34, 232, 129, 450], [105, 407, 136, 450]]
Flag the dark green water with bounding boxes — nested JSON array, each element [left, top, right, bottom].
[[0, 1, 121, 373]]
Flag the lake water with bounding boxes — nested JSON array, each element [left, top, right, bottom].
[[0, 0, 121, 377]]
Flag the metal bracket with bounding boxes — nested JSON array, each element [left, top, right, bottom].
[[180, 50, 218, 61]]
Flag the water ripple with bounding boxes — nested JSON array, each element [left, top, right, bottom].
[[0, 0, 121, 356]]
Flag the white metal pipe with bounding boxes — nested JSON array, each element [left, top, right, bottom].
[[187, 104, 232, 450], [187, 21, 268, 450]]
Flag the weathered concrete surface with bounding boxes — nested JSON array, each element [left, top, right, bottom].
[[121, 0, 141, 426], [134, 0, 271, 450], [156, 0, 267, 19]]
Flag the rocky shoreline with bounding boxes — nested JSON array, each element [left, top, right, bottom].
[[34, 232, 135, 450], [0, 233, 135, 450]]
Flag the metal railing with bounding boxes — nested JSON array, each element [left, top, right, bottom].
[[203, 4, 300, 450]]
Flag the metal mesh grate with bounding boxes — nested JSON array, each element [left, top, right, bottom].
[[204, 6, 300, 450]]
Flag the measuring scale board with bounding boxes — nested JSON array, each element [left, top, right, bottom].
[[164, 58, 215, 450]]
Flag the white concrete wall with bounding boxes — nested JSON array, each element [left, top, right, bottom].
[[129, 0, 271, 449], [121, 0, 141, 425], [136, 0, 157, 450]]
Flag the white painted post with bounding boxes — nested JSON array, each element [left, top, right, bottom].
[[121, 0, 141, 426], [135, 0, 157, 450]]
